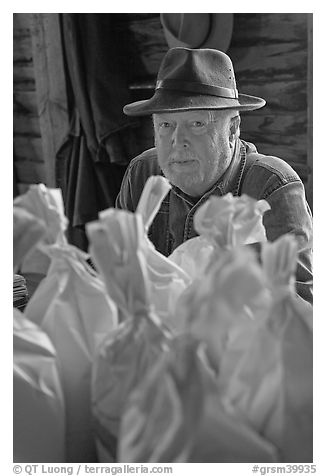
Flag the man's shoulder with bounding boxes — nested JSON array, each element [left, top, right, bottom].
[[242, 142, 302, 199], [244, 142, 301, 184], [128, 147, 161, 176], [251, 154, 300, 181], [117, 147, 162, 210]]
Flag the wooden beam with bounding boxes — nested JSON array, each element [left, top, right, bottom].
[[29, 13, 69, 187]]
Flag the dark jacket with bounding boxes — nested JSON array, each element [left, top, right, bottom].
[[116, 139, 313, 304]]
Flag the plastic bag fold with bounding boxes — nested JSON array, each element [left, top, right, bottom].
[[118, 335, 278, 463], [173, 244, 270, 339], [169, 193, 270, 281], [13, 184, 68, 275]]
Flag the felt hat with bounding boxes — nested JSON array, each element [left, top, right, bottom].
[[160, 13, 233, 52], [123, 47, 266, 116]]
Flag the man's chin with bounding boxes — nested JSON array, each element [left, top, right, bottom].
[[165, 174, 201, 196]]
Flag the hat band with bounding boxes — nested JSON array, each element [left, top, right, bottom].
[[156, 79, 238, 99]]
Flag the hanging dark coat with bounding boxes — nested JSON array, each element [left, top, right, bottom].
[[56, 13, 142, 250]]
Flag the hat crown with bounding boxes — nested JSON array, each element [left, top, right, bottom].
[[157, 48, 237, 92]]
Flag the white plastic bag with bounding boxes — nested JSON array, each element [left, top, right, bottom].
[[87, 210, 171, 462], [93, 177, 190, 326], [218, 235, 313, 462], [14, 184, 68, 275], [169, 193, 270, 281], [174, 244, 270, 367], [13, 309, 65, 462], [135, 176, 191, 323], [135, 174, 171, 233], [13, 206, 46, 273], [25, 243, 118, 462]]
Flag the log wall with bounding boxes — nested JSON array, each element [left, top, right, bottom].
[[229, 13, 312, 189], [13, 13, 69, 196], [13, 13, 45, 195]]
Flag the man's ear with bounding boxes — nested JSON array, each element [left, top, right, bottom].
[[229, 115, 241, 146]]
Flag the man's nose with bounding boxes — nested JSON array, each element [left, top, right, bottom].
[[172, 123, 189, 148]]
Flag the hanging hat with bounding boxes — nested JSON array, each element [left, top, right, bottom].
[[160, 13, 234, 52], [123, 48, 266, 116]]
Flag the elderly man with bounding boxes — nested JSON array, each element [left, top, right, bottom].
[[116, 47, 313, 304]]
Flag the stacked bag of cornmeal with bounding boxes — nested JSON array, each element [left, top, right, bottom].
[[13, 204, 65, 462], [116, 192, 313, 463], [13, 178, 312, 464], [14, 184, 118, 462], [87, 176, 190, 462]]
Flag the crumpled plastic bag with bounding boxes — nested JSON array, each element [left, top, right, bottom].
[[92, 316, 170, 463], [218, 234, 313, 462], [13, 308, 65, 462], [118, 335, 278, 463], [90, 177, 190, 326], [13, 206, 46, 273], [24, 243, 118, 462], [169, 193, 270, 280], [143, 248, 190, 326], [194, 192, 270, 247], [172, 243, 270, 339], [13, 184, 68, 275], [135, 174, 171, 234], [135, 176, 191, 322], [87, 209, 151, 322], [87, 209, 171, 462]]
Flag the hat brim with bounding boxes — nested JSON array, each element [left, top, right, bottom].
[[123, 89, 266, 116]]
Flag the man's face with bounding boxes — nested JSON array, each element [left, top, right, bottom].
[[153, 110, 233, 197]]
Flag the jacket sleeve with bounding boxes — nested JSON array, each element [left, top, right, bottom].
[[115, 164, 135, 211], [243, 159, 313, 304], [263, 180, 313, 304], [116, 148, 162, 212]]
